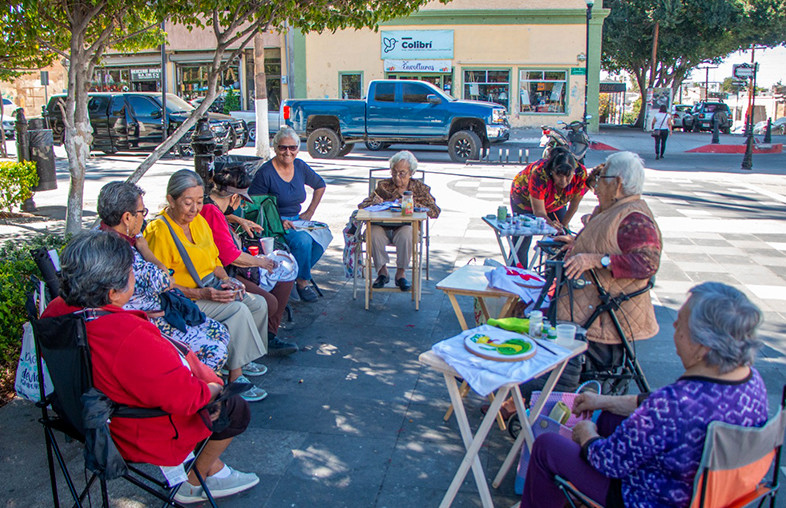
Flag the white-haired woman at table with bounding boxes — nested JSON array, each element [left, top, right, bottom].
[[357, 150, 440, 291]]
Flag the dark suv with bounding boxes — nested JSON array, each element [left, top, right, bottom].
[[684, 101, 732, 134], [44, 92, 248, 155]]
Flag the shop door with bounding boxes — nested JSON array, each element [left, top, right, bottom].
[[387, 74, 453, 95]]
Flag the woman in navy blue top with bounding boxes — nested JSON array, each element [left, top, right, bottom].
[[521, 282, 768, 508], [249, 127, 326, 302]]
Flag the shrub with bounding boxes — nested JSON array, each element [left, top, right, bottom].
[[0, 160, 39, 213], [223, 87, 240, 114], [0, 232, 67, 368]]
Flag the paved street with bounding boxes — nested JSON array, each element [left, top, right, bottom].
[[2, 128, 786, 507]]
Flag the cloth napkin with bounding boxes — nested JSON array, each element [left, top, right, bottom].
[[431, 325, 572, 397]]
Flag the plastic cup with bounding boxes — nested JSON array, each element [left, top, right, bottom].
[[248, 246, 259, 256], [261, 237, 275, 255], [555, 324, 576, 345]]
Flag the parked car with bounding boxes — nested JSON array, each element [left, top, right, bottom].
[[683, 101, 732, 134], [283, 79, 510, 162], [2, 97, 21, 118], [2, 118, 14, 139], [229, 109, 281, 142], [753, 117, 786, 135], [43, 92, 248, 156], [671, 104, 693, 131]]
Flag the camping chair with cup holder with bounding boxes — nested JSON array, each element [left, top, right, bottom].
[[554, 384, 786, 508], [31, 308, 220, 508]]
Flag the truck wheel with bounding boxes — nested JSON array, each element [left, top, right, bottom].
[[177, 144, 194, 157], [307, 128, 341, 158], [448, 130, 481, 162], [365, 140, 390, 151], [247, 123, 256, 143], [338, 142, 354, 156]]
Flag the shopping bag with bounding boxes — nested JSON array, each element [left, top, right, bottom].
[[514, 381, 601, 494], [14, 321, 54, 402]]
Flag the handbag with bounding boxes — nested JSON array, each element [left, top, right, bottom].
[[15, 280, 54, 402], [514, 380, 601, 494]]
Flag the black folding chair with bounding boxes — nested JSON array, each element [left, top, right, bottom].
[[31, 311, 218, 508]]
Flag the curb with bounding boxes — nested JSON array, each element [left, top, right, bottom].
[[687, 143, 783, 154], [589, 141, 620, 151]]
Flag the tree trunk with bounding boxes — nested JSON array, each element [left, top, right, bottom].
[[254, 33, 271, 159], [63, 39, 94, 235]]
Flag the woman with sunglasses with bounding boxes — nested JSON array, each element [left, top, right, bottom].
[[249, 127, 326, 303], [97, 181, 230, 373], [509, 146, 589, 265]]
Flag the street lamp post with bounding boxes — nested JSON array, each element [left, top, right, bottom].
[[583, 0, 594, 126]]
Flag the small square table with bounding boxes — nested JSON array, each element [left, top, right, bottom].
[[482, 215, 557, 268], [355, 209, 428, 310], [419, 336, 588, 508]]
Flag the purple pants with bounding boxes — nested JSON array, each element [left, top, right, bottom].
[[520, 411, 625, 508]]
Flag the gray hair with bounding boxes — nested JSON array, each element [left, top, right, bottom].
[[97, 181, 145, 227], [167, 169, 204, 199], [603, 151, 645, 195], [273, 126, 299, 147], [59, 230, 134, 308], [389, 150, 418, 174], [687, 282, 763, 373]]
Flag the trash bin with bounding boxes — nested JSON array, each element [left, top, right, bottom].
[[28, 129, 57, 191], [28, 117, 46, 130], [213, 154, 266, 179], [192, 117, 217, 184]]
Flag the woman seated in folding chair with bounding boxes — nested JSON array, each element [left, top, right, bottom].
[[200, 164, 298, 356], [43, 230, 260, 504], [521, 282, 768, 508], [249, 126, 327, 303], [357, 150, 440, 291]]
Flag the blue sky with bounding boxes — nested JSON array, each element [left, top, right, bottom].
[[690, 46, 786, 88]]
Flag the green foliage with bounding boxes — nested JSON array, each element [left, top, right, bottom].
[[0, 161, 39, 212], [0, 6, 57, 80], [623, 97, 642, 125], [0, 233, 67, 367], [223, 88, 241, 113]]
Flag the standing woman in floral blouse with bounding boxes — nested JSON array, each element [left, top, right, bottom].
[[358, 150, 440, 291], [509, 146, 589, 264]]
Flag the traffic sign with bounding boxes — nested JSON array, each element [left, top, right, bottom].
[[733, 63, 755, 80]]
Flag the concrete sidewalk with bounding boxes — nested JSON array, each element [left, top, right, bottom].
[[2, 149, 786, 507]]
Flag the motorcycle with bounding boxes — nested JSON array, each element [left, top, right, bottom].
[[539, 120, 590, 163]]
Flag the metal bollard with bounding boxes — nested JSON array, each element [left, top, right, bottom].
[[711, 117, 720, 144], [15, 109, 29, 162], [764, 118, 772, 144], [741, 134, 753, 170]]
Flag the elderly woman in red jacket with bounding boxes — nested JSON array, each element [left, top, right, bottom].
[[43, 230, 259, 504]]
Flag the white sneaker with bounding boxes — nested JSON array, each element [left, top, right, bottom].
[[173, 481, 206, 504], [204, 466, 260, 498], [242, 361, 268, 377], [235, 375, 268, 402]]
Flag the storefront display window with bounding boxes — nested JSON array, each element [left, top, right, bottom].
[[340, 73, 362, 99], [519, 70, 567, 114], [463, 69, 510, 110], [91, 67, 162, 92], [179, 61, 240, 102]]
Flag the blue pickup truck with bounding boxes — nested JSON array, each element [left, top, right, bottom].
[[282, 79, 510, 162]]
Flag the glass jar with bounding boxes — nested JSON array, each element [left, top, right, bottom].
[[528, 310, 543, 339], [402, 191, 414, 216]]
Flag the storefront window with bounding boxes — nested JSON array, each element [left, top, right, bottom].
[[463, 69, 510, 110], [519, 70, 567, 114], [340, 73, 362, 99], [178, 61, 240, 103], [91, 68, 161, 92]]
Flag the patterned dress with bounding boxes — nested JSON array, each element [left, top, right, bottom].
[[586, 369, 768, 506], [124, 248, 230, 372]]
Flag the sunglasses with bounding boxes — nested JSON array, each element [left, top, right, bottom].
[[277, 144, 299, 152]]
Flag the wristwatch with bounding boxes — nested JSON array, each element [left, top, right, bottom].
[[601, 254, 611, 268]]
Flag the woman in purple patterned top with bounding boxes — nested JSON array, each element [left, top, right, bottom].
[[521, 282, 768, 508]]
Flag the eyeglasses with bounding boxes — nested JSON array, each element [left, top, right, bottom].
[[391, 170, 410, 177], [593, 172, 616, 184], [277, 144, 299, 152], [135, 208, 149, 217]]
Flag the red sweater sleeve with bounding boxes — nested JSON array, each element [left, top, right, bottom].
[[200, 203, 243, 267], [610, 212, 661, 279]]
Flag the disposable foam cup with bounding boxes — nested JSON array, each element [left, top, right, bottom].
[[261, 237, 275, 255], [555, 324, 577, 345]]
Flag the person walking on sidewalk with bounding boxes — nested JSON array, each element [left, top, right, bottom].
[[651, 105, 673, 160]]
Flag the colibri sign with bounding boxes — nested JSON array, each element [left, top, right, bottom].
[[732, 63, 757, 80], [380, 30, 454, 60]]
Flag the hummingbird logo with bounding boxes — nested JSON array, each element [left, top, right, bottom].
[[383, 37, 397, 53]]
